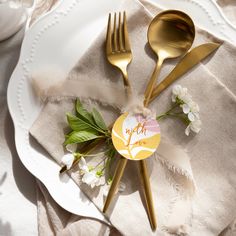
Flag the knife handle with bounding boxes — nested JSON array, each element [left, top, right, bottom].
[[149, 79, 172, 102], [149, 42, 221, 104]]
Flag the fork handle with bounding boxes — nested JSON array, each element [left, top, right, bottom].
[[139, 160, 157, 230], [122, 71, 132, 96], [103, 157, 128, 213]]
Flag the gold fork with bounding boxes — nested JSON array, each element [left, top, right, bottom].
[[103, 12, 157, 230], [106, 12, 132, 94], [103, 12, 131, 214]]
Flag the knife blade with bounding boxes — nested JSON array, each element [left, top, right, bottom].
[[149, 42, 221, 103]]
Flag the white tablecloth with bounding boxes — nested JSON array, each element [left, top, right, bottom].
[[0, 28, 37, 236]]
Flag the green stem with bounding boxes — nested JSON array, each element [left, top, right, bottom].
[[74, 149, 109, 158], [93, 156, 108, 169], [168, 113, 189, 125], [156, 113, 167, 121], [106, 155, 112, 174], [156, 111, 190, 125], [156, 103, 180, 121]]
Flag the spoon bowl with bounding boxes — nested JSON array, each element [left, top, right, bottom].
[[144, 10, 195, 105]]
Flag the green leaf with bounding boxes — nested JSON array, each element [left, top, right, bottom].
[[64, 131, 101, 145], [92, 108, 107, 131], [66, 113, 97, 132], [75, 99, 95, 125]]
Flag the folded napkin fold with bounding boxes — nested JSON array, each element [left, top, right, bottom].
[[30, 0, 236, 235]]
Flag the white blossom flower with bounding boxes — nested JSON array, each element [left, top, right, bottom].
[[188, 100, 200, 113], [181, 100, 200, 122], [81, 171, 102, 188], [79, 157, 105, 188], [185, 119, 202, 136], [61, 153, 74, 169], [170, 85, 202, 136], [172, 85, 191, 103]]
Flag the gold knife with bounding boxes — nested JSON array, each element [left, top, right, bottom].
[[149, 42, 221, 103]]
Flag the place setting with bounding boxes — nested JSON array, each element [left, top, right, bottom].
[[5, 0, 236, 235]]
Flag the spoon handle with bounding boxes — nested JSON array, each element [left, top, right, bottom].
[[141, 58, 164, 230], [144, 58, 164, 106]]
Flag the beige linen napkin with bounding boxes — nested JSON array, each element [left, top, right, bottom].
[[31, 0, 236, 235]]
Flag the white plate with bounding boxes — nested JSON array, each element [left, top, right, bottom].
[[7, 0, 236, 219]]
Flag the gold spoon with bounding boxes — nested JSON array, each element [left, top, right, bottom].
[[140, 10, 195, 229], [144, 10, 195, 105]]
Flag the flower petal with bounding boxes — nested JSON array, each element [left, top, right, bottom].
[[188, 112, 195, 122], [190, 119, 202, 133], [172, 85, 182, 95], [81, 170, 103, 188], [79, 157, 89, 172], [189, 101, 200, 113], [185, 125, 191, 136], [172, 94, 177, 102], [82, 172, 96, 187], [181, 94, 192, 104], [61, 153, 74, 169], [194, 112, 200, 119], [182, 104, 190, 114]]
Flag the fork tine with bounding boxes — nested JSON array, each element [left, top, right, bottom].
[[123, 11, 131, 51], [113, 13, 118, 52], [118, 12, 124, 51], [106, 13, 112, 54]]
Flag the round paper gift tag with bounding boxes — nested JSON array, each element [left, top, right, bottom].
[[112, 113, 161, 160]]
